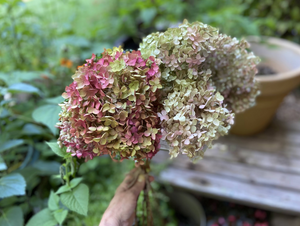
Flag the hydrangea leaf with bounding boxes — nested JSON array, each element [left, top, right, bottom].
[[0, 156, 7, 171], [60, 183, 89, 216], [0, 139, 24, 153], [53, 209, 68, 225], [48, 190, 59, 211], [32, 105, 61, 135], [0, 206, 23, 226], [46, 142, 66, 157], [26, 208, 57, 226], [0, 173, 26, 198]]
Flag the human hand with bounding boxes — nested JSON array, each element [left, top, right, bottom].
[[99, 168, 153, 226]]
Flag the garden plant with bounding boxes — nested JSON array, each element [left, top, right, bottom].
[[2, 0, 294, 225], [44, 20, 259, 225]]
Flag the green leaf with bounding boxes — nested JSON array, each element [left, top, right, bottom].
[[26, 208, 58, 226], [140, 8, 157, 25], [0, 72, 10, 85], [0, 173, 26, 198], [12, 71, 48, 83], [22, 123, 45, 135], [0, 139, 24, 153], [0, 196, 18, 208], [32, 160, 60, 176], [53, 209, 68, 225], [70, 177, 83, 188], [81, 42, 112, 59], [0, 155, 7, 171], [55, 177, 83, 195], [56, 185, 71, 195], [7, 83, 40, 94], [0, 71, 53, 86], [45, 96, 64, 105], [32, 104, 61, 135], [54, 36, 90, 48], [60, 183, 89, 216], [0, 206, 23, 226], [18, 167, 40, 191], [0, 108, 9, 118], [48, 191, 59, 211], [46, 142, 66, 157]]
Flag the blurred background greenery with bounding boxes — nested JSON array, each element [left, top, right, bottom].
[[1, 0, 300, 225]]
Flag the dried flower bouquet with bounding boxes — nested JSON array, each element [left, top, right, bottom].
[[56, 20, 260, 225]]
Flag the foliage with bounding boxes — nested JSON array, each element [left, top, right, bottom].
[[64, 156, 177, 226], [0, 67, 67, 225], [0, 1, 113, 224], [0, 206, 24, 226], [182, 0, 260, 38], [240, 0, 300, 43]]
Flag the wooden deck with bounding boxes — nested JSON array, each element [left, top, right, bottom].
[[152, 120, 300, 215]]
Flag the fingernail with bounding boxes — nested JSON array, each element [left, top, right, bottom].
[[138, 174, 145, 182]]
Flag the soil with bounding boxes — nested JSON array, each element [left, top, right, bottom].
[[256, 65, 277, 76]]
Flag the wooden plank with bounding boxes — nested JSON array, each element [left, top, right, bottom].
[[156, 118, 300, 215], [240, 120, 300, 147], [220, 136, 300, 158], [158, 167, 300, 215], [204, 146, 300, 175], [222, 120, 300, 157], [270, 120, 300, 133], [153, 151, 300, 191], [159, 141, 300, 174], [257, 130, 300, 146]]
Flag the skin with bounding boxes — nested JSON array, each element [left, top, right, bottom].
[[99, 168, 154, 226]]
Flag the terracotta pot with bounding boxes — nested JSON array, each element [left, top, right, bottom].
[[230, 37, 300, 135]]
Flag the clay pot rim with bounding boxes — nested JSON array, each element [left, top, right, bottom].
[[248, 36, 300, 83]]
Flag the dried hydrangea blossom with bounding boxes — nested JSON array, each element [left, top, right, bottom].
[[204, 34, 260, 113], [158, 75, 234, 162], [139, 19, 260, 113], [57, 47, 162, 164], [139, 20, 258, 161]]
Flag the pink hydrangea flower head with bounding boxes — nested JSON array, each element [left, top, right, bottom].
[[57, 47, 162, 164]]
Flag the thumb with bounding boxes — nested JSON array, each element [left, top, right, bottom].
[[128, 174, 146, 197]]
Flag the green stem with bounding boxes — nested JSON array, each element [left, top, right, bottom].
[[64, 159, 70, 186]]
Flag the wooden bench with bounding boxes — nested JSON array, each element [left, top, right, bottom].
[[152, 120, 300, 215]]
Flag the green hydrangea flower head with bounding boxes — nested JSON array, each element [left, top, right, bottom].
[[140, 20, 259, 161]]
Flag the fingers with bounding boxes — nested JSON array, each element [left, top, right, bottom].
[[129, 175, 154, 195], [116, 168, 155, 195], [129, 174, 146, 197], [123, 168, 137, 184], [116, 168, 140, 193]]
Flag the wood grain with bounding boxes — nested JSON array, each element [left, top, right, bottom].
[[154, 119, 300, 215], [158, 167, 300, 214]]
